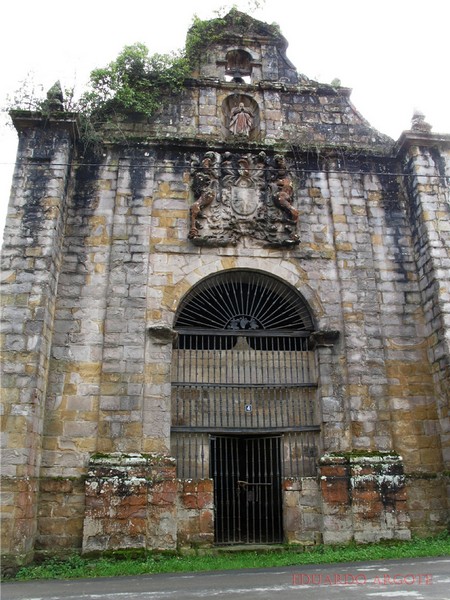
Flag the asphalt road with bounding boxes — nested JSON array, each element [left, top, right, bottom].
[[2, 556, 450, 600]]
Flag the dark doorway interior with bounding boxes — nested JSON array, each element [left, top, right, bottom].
[[211, 435, 283, 544]]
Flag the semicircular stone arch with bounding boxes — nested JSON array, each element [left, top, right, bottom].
[[174, 269, 315, 332], [165, 262, 324, 330]]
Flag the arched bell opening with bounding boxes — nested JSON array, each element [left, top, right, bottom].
[[224, 49, 253, 84]]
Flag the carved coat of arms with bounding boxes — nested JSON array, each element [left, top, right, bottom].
[[188, 151, 299, 247]]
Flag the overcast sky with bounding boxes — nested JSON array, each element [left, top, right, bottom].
[[1, 0, 449, 236]]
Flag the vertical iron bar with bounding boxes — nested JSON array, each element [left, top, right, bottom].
[[286, 336, 291, 429], [267, 339, 272, 421], [186, 433, 191, 479], [211, 436, 217, 542], [271, 436, 276, 544], [200, 434, 205, 479], [263, 437, 268, 543], [225, 341, 230, 428], [231, 437, 237, 543], [306, 337, 311, 382], [220, 438, 230, 542], [291, 432, 295, 478], [276, 436, 282, 542], [288, 433, 294, 478], [221, 436, 226, 544], [245, 439, 250, 543], [307, 431, 313, 476], [302, 433, 308, 476], [220, 337, 225, 427], [194, 433, 199, 479]]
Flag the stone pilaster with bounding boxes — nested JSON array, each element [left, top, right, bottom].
[[397, 132, 450, 469], [327, 165, 393, 451], [97, 152, 154, 453], [0, 111, 77, 565]]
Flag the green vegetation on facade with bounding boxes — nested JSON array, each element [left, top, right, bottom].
[[8, 9, 285, 153], [5, 533, 449, 582], [185, 10, 281, 69], [10, 9, 281, 123], [78, 44, 189, 119]]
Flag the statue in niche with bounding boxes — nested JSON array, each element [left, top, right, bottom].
[[270, 155, 299, 224], [188, 152, 220, 239], [229, 102, 254, 136]]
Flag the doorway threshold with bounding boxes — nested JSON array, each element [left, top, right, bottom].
[[214, 544, 287, 553]]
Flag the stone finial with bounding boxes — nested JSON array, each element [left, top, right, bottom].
[[411, 109, 432, 133], [46, 81, 64, 111]]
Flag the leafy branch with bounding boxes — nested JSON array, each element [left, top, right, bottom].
[[78, 43, 190, 118]]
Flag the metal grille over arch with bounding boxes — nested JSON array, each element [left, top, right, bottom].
[[171, 270, 320, 483], [175, 270, 314, 333]]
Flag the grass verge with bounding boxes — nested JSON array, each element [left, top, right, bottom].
[[5, 532, 450, 582]]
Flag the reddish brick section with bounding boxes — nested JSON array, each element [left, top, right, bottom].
[[84, 470, 148, 551], [320, 459, 350, 506], [149, 480, 178, 507], [177, 479, 214, 547], [147, 478, 178, 549], [319, 453, 411, 544], [83, 454, 176, 553], [82, 454, 213, 553], [37, 478, 85, 551], [0, 477, 38, 567]]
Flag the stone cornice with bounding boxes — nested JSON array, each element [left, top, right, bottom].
[[394, 130, 450, 157], [10, 109, 80, 140], [183, 77, 352, 97]]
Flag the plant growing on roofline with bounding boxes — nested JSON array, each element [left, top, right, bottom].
[[6, 43, 191, 154], [78, 43, 190, 119], [6, 43, 189, 120], [6, 9, 282, 145]]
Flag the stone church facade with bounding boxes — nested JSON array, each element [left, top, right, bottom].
[[1, 11, 449, 567]]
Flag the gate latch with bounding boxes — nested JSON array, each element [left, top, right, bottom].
[[237, 480, 272, 486]]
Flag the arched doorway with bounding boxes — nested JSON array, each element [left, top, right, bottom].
[[171, 270, 319, 544]]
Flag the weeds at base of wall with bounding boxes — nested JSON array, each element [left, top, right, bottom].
[[3, 532, 449, 582]]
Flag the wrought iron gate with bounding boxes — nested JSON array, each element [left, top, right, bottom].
[[211, 435, 282, 544], [171, 270, 320, 543]]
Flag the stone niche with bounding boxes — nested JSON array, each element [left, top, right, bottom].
[[319, 452, 411, 544], [222, 94, 260, 141], [82, 453, 213, 553]]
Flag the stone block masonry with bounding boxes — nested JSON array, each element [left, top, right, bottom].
[[320, 453, 410, 544], [1, 10, 449, 568], [83, 454, 213, 553], [397, 135, 450, 467], [1, 113, 78, 564]]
